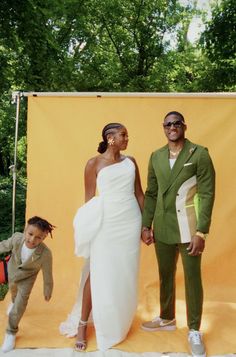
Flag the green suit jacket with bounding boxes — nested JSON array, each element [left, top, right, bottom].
[[142, 139, 215, 244]]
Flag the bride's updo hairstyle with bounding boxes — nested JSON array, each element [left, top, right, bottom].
[[97, 123, 124, 154]]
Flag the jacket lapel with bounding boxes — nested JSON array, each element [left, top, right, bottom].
[[15, 237, 24, 265], [157, 145, 172, 193], [21, 243, 44, 266], [30, 244, 44, 263], [162, 139, 197, 194]]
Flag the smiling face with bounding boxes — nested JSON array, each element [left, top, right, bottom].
[[24, 224, 47, 249], [108, 126, 129, 151], [163, 114, 186, 143]]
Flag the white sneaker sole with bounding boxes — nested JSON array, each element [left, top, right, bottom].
[[141, 324, 176, 331], [191, 353, 206, 357]]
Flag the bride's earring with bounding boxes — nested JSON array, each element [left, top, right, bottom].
[[108, 138, 115, 146]]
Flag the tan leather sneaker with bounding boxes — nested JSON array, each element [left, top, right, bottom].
[[141, 316, 176, 331]]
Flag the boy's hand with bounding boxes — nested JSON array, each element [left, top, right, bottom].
[[44, 295, 51, 301]]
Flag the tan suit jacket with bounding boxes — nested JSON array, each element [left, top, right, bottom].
[[0, 232, 53, 298]]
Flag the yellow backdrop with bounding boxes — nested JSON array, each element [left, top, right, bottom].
[[1, 93, 235, 354]]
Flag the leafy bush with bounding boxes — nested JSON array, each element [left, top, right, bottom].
[[0, 176, 26, 242], [0, 283, 9, 301], [0, 176, 25, 301]]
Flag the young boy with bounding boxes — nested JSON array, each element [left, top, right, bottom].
[[0, 216, 55, 353]]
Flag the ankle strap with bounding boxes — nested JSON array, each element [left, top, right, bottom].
[[79, 319, 88, 326]]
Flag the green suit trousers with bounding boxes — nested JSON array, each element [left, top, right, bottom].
[[155, 240, 203, 330]]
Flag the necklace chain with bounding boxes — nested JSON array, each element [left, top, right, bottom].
[[169, 149, 181, 156]]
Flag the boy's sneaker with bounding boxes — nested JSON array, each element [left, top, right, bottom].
[[141, 316, 176, 331], [1, 333, 16, 353], [188, 329, 206, 357]]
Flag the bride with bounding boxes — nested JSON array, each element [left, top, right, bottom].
[[60, 122, 144, 351]]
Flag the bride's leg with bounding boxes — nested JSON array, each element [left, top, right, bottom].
[[75, 274, 91, 351], [81, 273, 92, 320]]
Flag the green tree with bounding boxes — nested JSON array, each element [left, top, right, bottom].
[[65, 0, 198, 91], [0, 0, 208, 92], [199, 0, 236, 90]]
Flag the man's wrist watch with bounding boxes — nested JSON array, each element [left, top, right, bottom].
[[196, 231, 208, 240]]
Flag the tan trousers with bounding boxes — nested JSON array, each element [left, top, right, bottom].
[[7, 276, 36, 335]]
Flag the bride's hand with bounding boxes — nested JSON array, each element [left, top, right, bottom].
[[141, 228, 154, 245]]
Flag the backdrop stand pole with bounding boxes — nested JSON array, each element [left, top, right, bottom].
[[10, 91, 23, 234]]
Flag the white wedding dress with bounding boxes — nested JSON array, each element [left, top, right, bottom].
[[59, 157, 141, 351]]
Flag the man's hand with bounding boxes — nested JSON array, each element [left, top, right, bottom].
[[141, 227, 155, 245], [187, 235, 205, 256]]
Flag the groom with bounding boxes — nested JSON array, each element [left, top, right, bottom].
[[141, 111, 215, 357]]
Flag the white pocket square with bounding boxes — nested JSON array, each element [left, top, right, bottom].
[[184, 163, 193, 166]]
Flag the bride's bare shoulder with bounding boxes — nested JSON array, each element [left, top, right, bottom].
[[85, 155, 103, 172]]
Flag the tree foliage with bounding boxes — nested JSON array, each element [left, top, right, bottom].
[[0, 0, 202, 92], [199, 0, 236, 91], [0, 0, 235, 94]]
